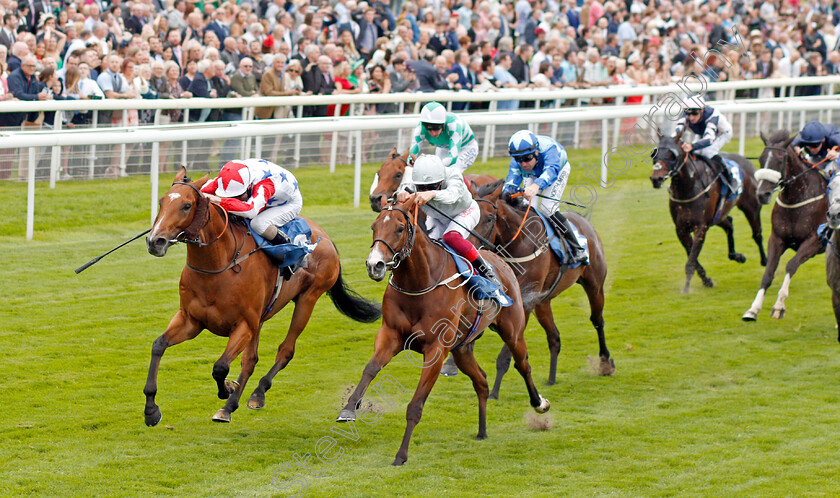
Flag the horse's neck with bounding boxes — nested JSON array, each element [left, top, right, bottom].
[[672, 154, 709, 192], [392, 228, 443, 290], [783, 157, 823, 200], [186, 209, 242, 269], [498, 203, 543, 253]]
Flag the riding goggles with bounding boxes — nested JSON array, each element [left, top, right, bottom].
[[685, 109, 702, 116], [515, 153, 537, 163], [416, 182, 442, 192], [423, 123, 444, 132]]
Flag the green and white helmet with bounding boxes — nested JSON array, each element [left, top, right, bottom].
[[412, 154, 446, 185], [419, 102, 447, 125]]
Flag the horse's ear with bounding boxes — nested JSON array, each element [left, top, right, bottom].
[[468, 180, 478, 196], [760, 131, 768, 145], [193, 174, 210, 189], [784, 135, 795, 148], [174, 166, 187, 183], [390, 147, 399, 159]]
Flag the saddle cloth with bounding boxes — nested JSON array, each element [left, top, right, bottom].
[[532, 210, 589, 269], [720, 157, 744, 202], [249, 218, 320, 268], [438, 241, 513, 307]]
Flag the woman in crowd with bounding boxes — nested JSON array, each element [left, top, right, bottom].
[[179, 59, 198, 91], [338, 29, 361, 63], [327, 60, 359, 117], [367, 64, 393, 114]]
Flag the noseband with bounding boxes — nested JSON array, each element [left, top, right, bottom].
[[371, 205, 416, 269]]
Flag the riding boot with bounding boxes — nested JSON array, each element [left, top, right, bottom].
[[712, 155, 734, 191], [269, 229, 291, 246], [549, 212, 588, 265], [472, 254, 501, 285]]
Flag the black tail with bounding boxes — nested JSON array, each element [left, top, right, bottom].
[[328, 269, 382, 323]]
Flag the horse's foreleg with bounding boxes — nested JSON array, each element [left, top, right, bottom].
[[718, 215, 746, 263], [451, 347, 489, 440], [533, 302, 561, 385], [211, 321, 257, 423], [832, 291, 840, 343], [771, 236, 824, 319], [497, 312, 548, 412], [144, 310, 202, 427], [393, 345, 446, 466], [684, 224, 711, 293], [248, 293, 319, 410], [743, 233, 785, 321], [337, 325, 403, 422], [676, 223, 711, 288]]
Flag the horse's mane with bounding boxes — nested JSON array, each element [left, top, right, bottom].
[[768, 129, 791, 144], [478, 179, 505, 197]]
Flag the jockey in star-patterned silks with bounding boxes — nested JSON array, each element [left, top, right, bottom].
[[200, 158, 302, 245], [408, 101, 479, 173]]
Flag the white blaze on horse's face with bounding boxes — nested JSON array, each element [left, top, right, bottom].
[[168, 193, 181, 201], [369, 173, 379, 196], [652, 161, 666, 171], [366, 246, 387, 281]]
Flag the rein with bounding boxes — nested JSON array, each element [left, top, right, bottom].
[[769, 147, 830, 209], [667, 153, 718, 203]]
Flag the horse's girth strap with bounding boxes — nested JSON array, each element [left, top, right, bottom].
[[500, 243, 549, 264]]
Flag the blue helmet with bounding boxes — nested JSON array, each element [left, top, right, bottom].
[[800, 121, 826, 146], [509, 130, 539, 157]]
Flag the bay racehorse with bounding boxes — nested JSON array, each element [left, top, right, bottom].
[[825, 175, 840, 342], [144, 168, 381, 425], [651, 135, 766, 294], [337, 196, 550, 466], [473, 181, 613, 400], [743, 130, 829, 320], [368, 148, 498, 212]]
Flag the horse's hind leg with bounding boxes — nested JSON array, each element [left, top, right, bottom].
[[832, 291, 840, 343], [248, 293, 320, 410], [771, 236, 824, 319], [144, 310, 202, 427], [580, 273, 614, 376], [489, 313, 531, 399], [337, 325, 403, 422], [533, 302, 561, 385], [739, 201, 767, 266], [719, 215, 746, 263], [211, 322, 258, 423], [393, 345, 446, 466], [451, 345, 489, 440]]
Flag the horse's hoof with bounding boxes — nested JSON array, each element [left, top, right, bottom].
[[488, 391, 499, 400], [440, 363, 459, 377], [144, 406, 162, 427], [544, 379, 556, 386], [392, 455, 407, 466], [760, 257, 768, 267], [771, 308, 786, 320], [702, 278, 715, 288], [212, 409, 231, 423], [730, 253, 746, 263], [534, 395, 551, 414], [742, 310, 758, 321], [247, 392, 265, 410], [336, 409, 356, 422], [225, 379, 240, 394], [600, 357, 616, 376], [682, 285, 690, 294], [475, 433, 487, 441]]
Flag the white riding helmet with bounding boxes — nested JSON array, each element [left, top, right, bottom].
[[215, 161, 252, 198], [412, 154, 446, 185], [685, 94, 706, 111], [419, 102, 447, 125]]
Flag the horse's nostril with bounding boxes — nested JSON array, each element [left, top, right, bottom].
[[154, 237, 167, 247], [374, 261, 385, 272]]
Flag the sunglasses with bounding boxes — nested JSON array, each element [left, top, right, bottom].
[[416, 182, 441, 192], [288, 68, 300, 73], [515, 153, 536, 163], [423, 123, 444, 132], [685, 109, 702, 116]]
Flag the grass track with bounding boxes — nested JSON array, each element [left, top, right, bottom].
[[2, 138, 839, 496]]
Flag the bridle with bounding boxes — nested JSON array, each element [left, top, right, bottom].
[[171, 180, 229, 247], [371, 204, 416, 270]]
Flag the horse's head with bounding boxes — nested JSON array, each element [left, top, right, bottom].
[[755, 130, 793, 205], [650, 135, 682, 189], [473, 179, 504, 244], [147, 167, 210, 257], [369, 147, 408, 212], [828, 176, 840, 229], [366, 197, 417, 281]]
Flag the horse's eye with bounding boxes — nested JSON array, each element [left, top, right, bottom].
[[182, 203, 192, 211], [396, 225, 405, 234], [395, 172, 403, 180]]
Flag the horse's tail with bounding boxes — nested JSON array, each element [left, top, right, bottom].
[[327, 242, 382, 323]]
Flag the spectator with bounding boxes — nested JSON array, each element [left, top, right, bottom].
[[327, 60, 359, 117], [256, 54, 288, 119], [7, 55, 48, 127], [356, 8, 380, 62], [388, 56, 415, 93], [0, 13, 18, 50], [179, 59, 197, 90], [302, 53, 333, 117], [187, 59, 217, 122], [493, 52, 522, 109]]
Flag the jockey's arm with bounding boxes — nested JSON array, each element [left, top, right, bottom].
[[534, 147, 564, 190], [408, 124, 425, 159], [433, 170, 467, 205], [441, 124, 462, 167], [672, 119, 686, 140], [691, 120, 718, 151], [219, 181, 273, 218], [502, 158, 524, 194]]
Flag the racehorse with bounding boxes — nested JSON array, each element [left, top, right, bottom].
[[472, 181, 613, 400], [650, 135, 766, 294], [825, 176, 840, 342], [368, 147, 498, 211], [337, 196, 550, 466], [743, 130, 829, 320], [144, 168, 381, 426]]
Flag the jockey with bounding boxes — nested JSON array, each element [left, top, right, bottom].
[[396, 154, 504, 292], [672, 95, 739, 194], [502, 130, 587, 265], [408, 101, 479, 173], [792, 120, 840, 176], [200, 158, 302, 246]]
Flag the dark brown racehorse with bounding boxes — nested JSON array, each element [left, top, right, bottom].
[[473, 181, 613, 399], [743, 131, 828, 320], [337, 196, 550, 466], [368, 148, 498, 211], [651, 135, 766, 294], [144, 168, 381, 426], [825, 176, 840, 341]]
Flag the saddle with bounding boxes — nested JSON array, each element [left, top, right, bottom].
[[249, 218, 320, 274], [532, 211, 590, 269], [437, 241, 513, 307]]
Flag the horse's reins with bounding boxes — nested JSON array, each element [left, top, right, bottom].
[[767, 146, 831, 208], [662, 149, 719, 203]]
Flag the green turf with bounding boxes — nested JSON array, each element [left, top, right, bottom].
[[2, 138, 839, 496]]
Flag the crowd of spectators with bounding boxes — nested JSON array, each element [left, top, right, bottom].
[[0, 0, 838, 128]]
